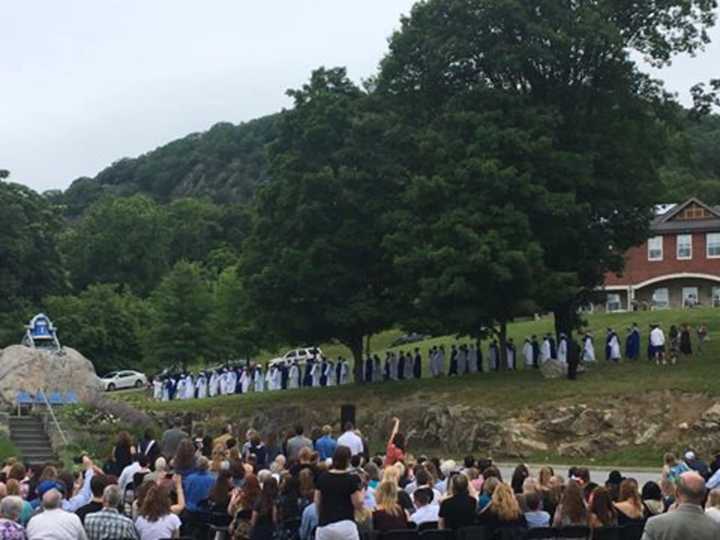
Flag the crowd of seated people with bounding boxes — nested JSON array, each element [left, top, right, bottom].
[[1, 417, 720, 539]]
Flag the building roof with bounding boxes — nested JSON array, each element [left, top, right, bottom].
[[651, 197, 720, 234]]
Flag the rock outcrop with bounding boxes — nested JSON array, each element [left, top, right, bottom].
[[0, 345, 102, 408]]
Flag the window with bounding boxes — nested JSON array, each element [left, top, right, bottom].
[[652, 288, 670, 309], [708, 233, 720, 258], [713, 287, 720, 307], [677, 234, 692, 260], [683, 287, 699, 307], [648, 236, 663, 261], [606, 293, 622, 313]]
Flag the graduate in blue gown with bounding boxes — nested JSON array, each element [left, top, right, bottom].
[[449, 345, 459, 376], [605, 328, 613, 361], [303, 358, 314, 387], [364, 355, 373, 383], [625, 323, 640, 360], [413, 348, 422, 379], [531, 335, 540, 368]]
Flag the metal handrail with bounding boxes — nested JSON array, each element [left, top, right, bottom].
[[39, 389, 69, 446]]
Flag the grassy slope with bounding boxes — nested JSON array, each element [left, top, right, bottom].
[[115, 307, 720, 466]]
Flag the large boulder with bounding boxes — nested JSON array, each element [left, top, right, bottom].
[[0, 345, 102, 408]]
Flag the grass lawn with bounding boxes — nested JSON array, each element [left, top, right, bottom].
[[111, 307, 720, 466]]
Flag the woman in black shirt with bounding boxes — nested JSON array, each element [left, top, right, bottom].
[[251, 476, 278, 540], [314, 446, 363, 540]]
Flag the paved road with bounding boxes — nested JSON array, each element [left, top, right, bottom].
[[497, 464, 660, 487]]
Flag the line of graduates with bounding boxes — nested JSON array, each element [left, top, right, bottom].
[[152, 355, 352, 401]]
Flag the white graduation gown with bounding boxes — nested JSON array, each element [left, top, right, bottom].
[[340, 362, 350, 385], [176, 379, 186, 400], [467, 348, 478, 373], [489, 347, 498, 370], [506, 346, 515, 369], [153, 380, 163, 400], [583, 336, 596, 362], [389, 356, 398, 381], [522, 341, 533, 367], [326, 363, 336, 386], [610, 335, 621, 360], [184, 376, 195, 400], [557, 339, 568, 364], [227, 371, 238, 395], [254, 369, 264, 392], [271, 368, 282, 390], [311, 363, 321, 387], [209, 373, 219, 397], [265, 368, 274, 391], [288, 366, 299, 389], [196, 376, 207, 399], [540, 340, 551, 364], [240, 370, 251, 393]]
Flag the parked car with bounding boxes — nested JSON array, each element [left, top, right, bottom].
[[390, 332, 430, 348], [100, 370, 148, 391], [269, 347, 323, 368]]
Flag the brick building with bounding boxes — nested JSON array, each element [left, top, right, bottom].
[[602, 198, 720, 312]]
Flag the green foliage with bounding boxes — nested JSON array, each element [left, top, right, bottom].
[[61, 195, 170, 296], [377, 0, 714, 334], [241, 68, 406, 372], [143, 261, 215, 371], [44, 284, 149, 375], [0, 435, 21, 462], [0, 180, 67, 345], [60, 115, 279, 216]]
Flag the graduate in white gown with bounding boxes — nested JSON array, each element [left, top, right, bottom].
[[264, 367, 274, 391], [522, 338, 534, 368], [239, 368, 250, 393], [609, 332, 621, 362], [288, 363, 300, 389], [311, 362, 321, 387], [403, 355, 413, 379], [153, 379, 163, 401], [196, 374, 207, 399], [325, 361, 336, 386], [506, 341, 516, 369], [253, 366, 264, 392], [467, 345, 478, 374], [162, 379, 171, 401], [582, 333, 596, 362], [208, 371, 219, 398], [373, 356, 382, 383], [389, 353, 398, 381], [340, 360, 350, 385], [540, 337, 551, 364], [176, 377, 186, 400], [271, 366, 282, 390], [557, 334, 568, 364], [488, 342, 498, 370]]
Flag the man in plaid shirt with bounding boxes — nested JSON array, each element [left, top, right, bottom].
[[84, 485, 138, 540]]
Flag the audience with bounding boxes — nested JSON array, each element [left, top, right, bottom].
[[6, 421, 720, 540]]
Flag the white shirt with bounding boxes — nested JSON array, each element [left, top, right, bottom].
[[650, 328, 666, 346], [336, 431, 364, 456], [135, 514, 181, 540], [118, 462, 145, 492], [410, 504, 440, 525], [706, 507, 720, 524], [27, 508, 88, 540]]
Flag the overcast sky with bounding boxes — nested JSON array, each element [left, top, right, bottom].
[[2, 1, 718, 193]]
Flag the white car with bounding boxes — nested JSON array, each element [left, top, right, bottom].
[[269, 347, 323, 368], [100, 370, 148, 391]]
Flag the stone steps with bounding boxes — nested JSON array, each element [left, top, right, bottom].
[[9, 416, 55, 465]]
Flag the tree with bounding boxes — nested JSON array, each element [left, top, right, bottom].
[[165, 198, 224, 264], [61, 195, 169, 296], [44, 284, 149, 375], [241, 68, 406, 379], [213, 265, 266, 361], [378, 0, 717, 336], [386, 94, 548, 362], [0, 177, 67, 345], [143, 261, 215, 371]]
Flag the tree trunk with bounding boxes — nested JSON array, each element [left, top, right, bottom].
[[498, 321, 508, 371], [346, 335, 365, 384], [554, 300, 576, 340]]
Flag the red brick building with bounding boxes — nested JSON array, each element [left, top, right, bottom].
[[602, 198, 720, 311]]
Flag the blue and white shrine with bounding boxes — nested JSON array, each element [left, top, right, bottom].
[[21, 313, 61, 351]]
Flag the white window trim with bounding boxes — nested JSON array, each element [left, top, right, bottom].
[[677, 234, 692, 260], [648, 236, 663, 262], [707, 233, 720, 259]]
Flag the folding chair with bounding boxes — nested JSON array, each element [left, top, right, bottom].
[[379, 530, 420, 540], [525, 528, 557, 539], [556, 526, 590, 539], [457, 526, 492, 540], [594, 527, 621, 540], [419, 531, 455, 540], [64, 390, 79, 404], [16, 391, 34, 415], [48, 390, 64, 406]]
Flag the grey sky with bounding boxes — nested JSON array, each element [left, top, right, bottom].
[[2, 1, 718, 193]]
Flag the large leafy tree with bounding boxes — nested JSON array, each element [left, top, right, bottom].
[[378, 0, 717, 336], [44, 284, 149, 375], [143, 261, 215, 371], [165, 198, 224, 264], [61, 195, 169, 296], [0, 176, 67, 345], [241, 67, 406, 379]]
